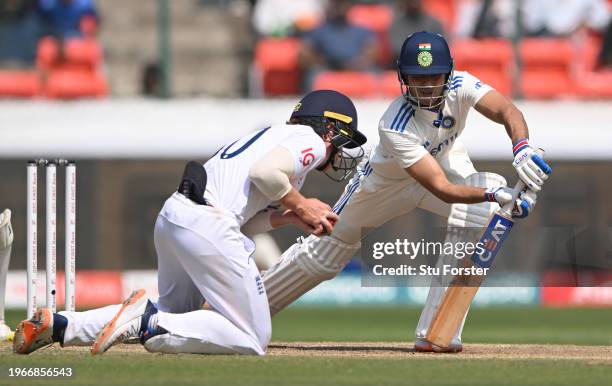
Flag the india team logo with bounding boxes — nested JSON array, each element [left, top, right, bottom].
[[417, 43, 432, 67], [441, 116, 455, 129]]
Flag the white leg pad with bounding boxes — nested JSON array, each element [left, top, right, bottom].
[[417, 172, 506, 344], [263, 235, 360, 315]]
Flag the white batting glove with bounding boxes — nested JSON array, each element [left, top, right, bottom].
[[512, 139, 552, 192], [485, 186, 537, 219]]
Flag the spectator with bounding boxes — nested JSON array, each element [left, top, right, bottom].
[[455, 0, 516, 39], [300, 0, 378, 90], [522, 0, 610, 37], [389, 0, 444, 61], [38, 0, 98, 40], [252, 0, 325, 37], [0, 0, 40, 65]]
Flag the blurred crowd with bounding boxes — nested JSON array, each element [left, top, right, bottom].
[[251, 0, 612, 97], [0, 0, 98, 65], [0, 0, 106, 98], [1, 0, 612, 99]]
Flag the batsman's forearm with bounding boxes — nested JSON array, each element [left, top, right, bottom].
[[502, 105, 529, 144], [430, 182, 486, 204]]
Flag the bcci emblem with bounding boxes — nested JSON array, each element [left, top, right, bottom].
[[441, 116, 456, 129], [417, 51, 433, 67]]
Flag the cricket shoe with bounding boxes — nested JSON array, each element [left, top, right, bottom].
[[0, 321, 14, 341], [414, 338, 463, 353], [91, 289, 163, 355], [13, 308, 54, 354]]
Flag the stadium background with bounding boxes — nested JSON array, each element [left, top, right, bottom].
[[0, 0, 611, 312]]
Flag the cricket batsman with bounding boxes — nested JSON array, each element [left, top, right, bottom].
[[13, 90, 367, 355], [261, 31, 553, 352]]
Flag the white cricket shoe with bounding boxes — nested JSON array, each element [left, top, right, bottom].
[[414, 338, 463, 353], [0, 321, 13, 341], [91, 289, 149, 355]]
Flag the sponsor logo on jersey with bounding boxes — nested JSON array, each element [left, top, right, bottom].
[[427, 131, 458, 157], [301, 147, 315, 166], [255, 275, 265, 295]]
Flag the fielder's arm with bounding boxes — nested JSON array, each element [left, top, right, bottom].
[[249, 145, 337, 235]]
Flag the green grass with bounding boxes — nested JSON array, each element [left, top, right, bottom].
[[1, 354, 610, 386], [2, 306, 612, 386], [272, 306, 612, 345]]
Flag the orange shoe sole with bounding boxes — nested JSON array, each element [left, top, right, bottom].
[[91, 289, 146, 355], [13, 309, 52, 354]]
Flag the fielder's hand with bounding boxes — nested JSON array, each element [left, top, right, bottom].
[[294, 198, 338, 235], [512, 139, 552, 192], [485, 186, 538, 219]]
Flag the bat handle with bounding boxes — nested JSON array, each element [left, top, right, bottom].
[[501, 148, 545, 215]]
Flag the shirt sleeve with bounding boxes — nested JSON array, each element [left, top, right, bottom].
[[241, 208, 276, 237], [277, 127, 327, 179], [456, 71, 493, 108], [249, 146, 294, 202], [378, 129, 429, 169]]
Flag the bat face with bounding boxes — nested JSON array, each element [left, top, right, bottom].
[[470, 213, 514, 269]]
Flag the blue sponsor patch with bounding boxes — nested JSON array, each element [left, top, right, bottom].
[[471, 214, 514, 268], [255, 275, 265, 295]]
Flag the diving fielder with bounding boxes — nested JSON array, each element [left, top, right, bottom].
[[262, 31, 552, 352], [13, 90, 367, 355]]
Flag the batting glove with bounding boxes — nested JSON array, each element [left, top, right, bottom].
[[485, 186, 537, 219], [512, 138, 552, 192]]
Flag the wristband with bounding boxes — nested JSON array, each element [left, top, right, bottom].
[[512, 138, 529, 156]]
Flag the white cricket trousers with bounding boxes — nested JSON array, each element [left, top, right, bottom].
[[61, 193, 271, 355]]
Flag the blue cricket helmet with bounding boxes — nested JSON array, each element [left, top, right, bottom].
[[396, 31, 454, 109], [289, 89, 367, 182], [290, 89, 366, 148], [397, 31, 453, 75]]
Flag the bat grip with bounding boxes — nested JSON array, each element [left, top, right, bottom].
[[501, 148, 545, 215]]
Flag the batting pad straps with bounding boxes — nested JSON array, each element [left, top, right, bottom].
[[263, 235, 360, 316]]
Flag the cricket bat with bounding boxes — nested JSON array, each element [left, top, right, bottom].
[[426, 150, 544, 348]]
